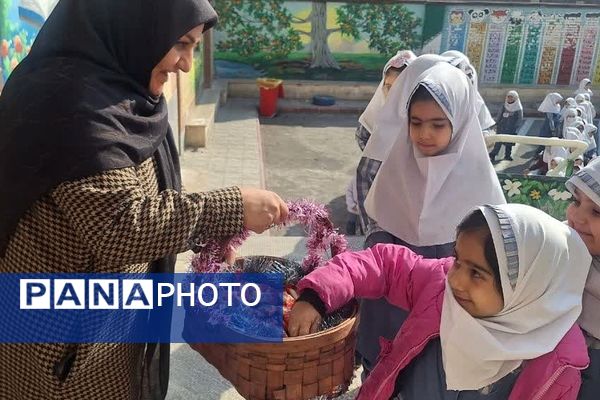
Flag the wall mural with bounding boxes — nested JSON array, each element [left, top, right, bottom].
[[214, 1, 425, 81], [441, 6, 600, 86], [0, 0, 57, 90]]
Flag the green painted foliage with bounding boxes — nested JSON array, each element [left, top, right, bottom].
[[214, 0, 302, 59], [336, 3, 422, 57], [0, 0, 9, 39]]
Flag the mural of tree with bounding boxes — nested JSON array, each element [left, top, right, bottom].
[[214, 1, 422, 71], [336, 3, 422, 56], [213, 0, 302, 59], [293, 2, 340, 69]]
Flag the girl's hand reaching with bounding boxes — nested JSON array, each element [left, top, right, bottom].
[[286, 301, 322, 337]]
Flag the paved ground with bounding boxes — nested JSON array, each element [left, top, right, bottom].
[[259, 112, 362, 236]]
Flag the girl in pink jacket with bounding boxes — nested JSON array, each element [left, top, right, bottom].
[[289, 203, 590, 400]]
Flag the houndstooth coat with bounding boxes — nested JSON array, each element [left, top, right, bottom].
[[0, 158, 244, 399]]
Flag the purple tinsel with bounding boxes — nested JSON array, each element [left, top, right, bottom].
[[189, 199, 347, 274]]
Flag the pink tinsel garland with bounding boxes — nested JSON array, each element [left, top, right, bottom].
[[190, 199, 347, 274]]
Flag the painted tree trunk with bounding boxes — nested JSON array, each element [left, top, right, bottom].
[[309, 2, 340, 69]]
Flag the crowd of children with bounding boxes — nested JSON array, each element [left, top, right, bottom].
[[318, 51, 600, 399]]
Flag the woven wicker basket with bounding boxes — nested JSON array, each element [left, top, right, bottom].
[[190, 310, 358, 400], [189, 212, 359, 399]]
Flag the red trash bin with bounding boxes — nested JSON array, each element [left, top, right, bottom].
[[257, 78, 284, 118]]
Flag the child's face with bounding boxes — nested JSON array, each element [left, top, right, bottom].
[[567, 188, 600, 255], [409, 100, 453, 156], [550, 160, 558, 169], [448, 230, 504, 318], [382, 71, 400, 98]]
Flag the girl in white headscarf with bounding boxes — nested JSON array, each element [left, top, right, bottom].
[[562, 108, 578, 138], [289, 204, 591, 400], [576, 78, 593, 97], [365, 62, 506, 248], [356, 50, 416, 150], [583, 93, 596, 119], [546, 156, 566, 177], [489, 90, 523, 162], [561, 97, 578, 120], [355, 55, 461, 376], [576, 94, 595, 125], [538, 92, 563, 138], [566, 158, 600, 399]]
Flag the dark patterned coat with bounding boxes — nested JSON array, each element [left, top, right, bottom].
[[0, 158, 244, 399]]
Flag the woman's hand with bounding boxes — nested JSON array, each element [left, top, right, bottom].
[[240, 188, 289, 233], [286, 301, 322, 337]]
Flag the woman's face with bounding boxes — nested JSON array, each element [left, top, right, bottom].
[[448, 229, 504, 318], [409, 99, 453, 156], [574, 158, 584, 167], [586, 82, 592, 89], [567, 188, 600, 256], [550, 160, 558, 169], [149, 25, 204, 96], [566, 116, 576, 125], [506, 95, 515, 104]]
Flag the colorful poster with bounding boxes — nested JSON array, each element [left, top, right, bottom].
[[481, 9, 508, 83], [500, 11, 525, 84], [518, 11, 544, 84], [574, 13, 600, 83], [446, 9, 467, 52], [465, 8, 489, 72], [537, 14, 563, 85], [556, 13, 582, 85]]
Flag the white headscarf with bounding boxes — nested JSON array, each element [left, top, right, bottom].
[[560, 98, 578, 119], [546, 156, 566, 177], [543, 144, 569, 164], [585, 123, 598, 151], [576, 78, 593, 97], [441, 204, 591, 390], [576, 94, 596, 124], [566, 159, 600, 340], [538, 92, 563, 114], [365, 62, 506, 246], [362, 53, 448, 162], [358, 50, 416, 135], [441, 50, 495, 130], [562, 108, 578, 138], [504, 90, 522, 113]]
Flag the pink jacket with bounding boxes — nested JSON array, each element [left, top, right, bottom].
[[298, 244, 589, 400]]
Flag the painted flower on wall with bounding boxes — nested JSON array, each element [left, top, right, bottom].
[[503, 179, 522, 197], [530, 189, 542, 200], [548, 188, 572, 201]]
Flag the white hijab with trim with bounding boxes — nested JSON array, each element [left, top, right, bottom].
[[362, 53, 448, 162], [538, 92, 563, 114], [365, 62, 506, 246], [441, 204, 591, 390], [358, 50, 416, 135]]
